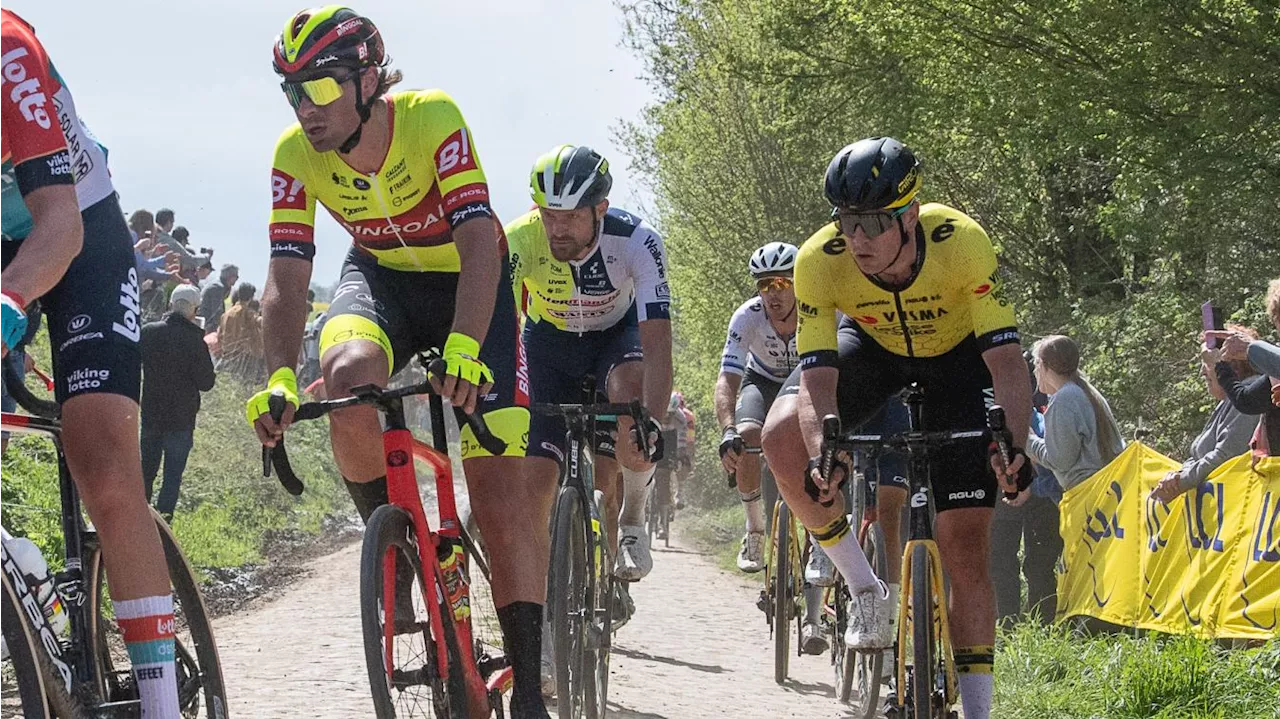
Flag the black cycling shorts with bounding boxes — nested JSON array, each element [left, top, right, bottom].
[[734, 368, 782, 429], [524, 316, 643, 466], [320, 249, 529, 459], [2, 194, 141, 404], [781, 320, 996, 512]]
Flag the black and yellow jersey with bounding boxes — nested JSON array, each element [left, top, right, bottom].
[[795, 203, 1019, 365]]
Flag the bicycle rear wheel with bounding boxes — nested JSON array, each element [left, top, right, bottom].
[[86, 510, 228, 718], [772, 502, 792, 685], [360, 504, 468, 719], [910, 544, 937, 719], [1, 566, 85, 719], [549, 487, 590, 719], [848, 524, 886, 714]]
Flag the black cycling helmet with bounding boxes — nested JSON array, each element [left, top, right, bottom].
[[823, 137, 922, 212]]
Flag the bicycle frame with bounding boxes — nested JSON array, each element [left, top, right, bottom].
[[762, 498, 805, 626], [379, 391, 514, 703]]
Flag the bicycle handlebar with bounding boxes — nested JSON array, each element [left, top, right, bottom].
[[263, 358, 507, 495], [532, 400, 658, 463], [2, 354, 59, 420]]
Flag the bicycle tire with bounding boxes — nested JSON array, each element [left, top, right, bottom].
[[1, 567, 85, 719], [85, 511, 229, 718], [849, 524, 886, 715], [584, 495, 612, 719], [360, 504, 468, 719], [911, 544, 936, 719], [772, 502, 791, 685], [549, 488, 589, 719]]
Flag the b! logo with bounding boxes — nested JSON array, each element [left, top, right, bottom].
[[436, 128, 475, 180], [271, 170, 307, 210]]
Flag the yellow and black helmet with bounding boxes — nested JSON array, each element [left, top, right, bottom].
[[823, 137, 922, 212], [273, 5, 384, 76], [529, 145, 612, 210]]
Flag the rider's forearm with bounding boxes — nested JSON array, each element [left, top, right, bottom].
[[798, 367, 839, 459], [1, 185, 84, 304], [451, 219, 500, 345], [639, 319, 673, 423], [714, 373, 742, 430], [262, 257, 313, 374], [985, 343, 1033, 448]]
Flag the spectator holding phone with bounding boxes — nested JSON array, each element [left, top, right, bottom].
[[1024, 335, 1126, 492], [1205, 278, 1280, 457], [1150, 324, 1261, 504]]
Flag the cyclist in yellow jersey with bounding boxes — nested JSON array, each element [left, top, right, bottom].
[[244, 8, 546, 716], [761, 138, 1034, 719]]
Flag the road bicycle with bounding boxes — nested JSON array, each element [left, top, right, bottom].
[[644, 429, 677, 548], [1, 357, 227, 719], [820, 385, 1002, 719], [267, 355, 512, 718], [532, 397, 652, 719]]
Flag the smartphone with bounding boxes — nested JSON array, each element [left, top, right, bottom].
[[1201, 301, 1223, 348]]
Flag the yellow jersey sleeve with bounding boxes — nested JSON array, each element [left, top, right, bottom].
[[408, 89, 493, 229], [268, 126, 319, 261], [504, 210, 542, 316], [954, 218, 1019, 351], [795, 223, 842, 370]]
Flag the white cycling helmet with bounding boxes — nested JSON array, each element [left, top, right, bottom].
[[748, 242, 798, 278]]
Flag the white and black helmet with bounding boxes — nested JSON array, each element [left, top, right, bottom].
[[748, 242, 798, 278], [529, 144, 613, 210]]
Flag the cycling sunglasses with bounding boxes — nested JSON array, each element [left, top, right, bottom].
[[280, 72, 354, 109], [833, 205, 909, 238], [756, 276, 794, 293]]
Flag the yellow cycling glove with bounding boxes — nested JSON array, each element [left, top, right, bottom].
[[440, 332, 494, 387], [245, 367, 300, 426]]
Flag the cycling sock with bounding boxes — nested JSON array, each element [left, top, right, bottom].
[[116, 594, 179, 718], [618, 465, 655, 526], [803, 583, 823, 624], [812, 515, 879, 592], [956, 645, 994, 719], [497, 601, 545, 705], [739, 488, 765, 533], [344, 476, 388, 523]]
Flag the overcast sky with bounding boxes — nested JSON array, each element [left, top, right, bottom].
[[12, 0, 655, 287]]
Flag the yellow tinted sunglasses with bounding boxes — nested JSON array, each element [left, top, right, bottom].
[[755, 276, 794, 293], [280, 75, 348, 109]]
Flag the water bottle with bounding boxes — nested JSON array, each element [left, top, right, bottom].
[[437, 539, 470, 623], [1, 531, 69, 643]]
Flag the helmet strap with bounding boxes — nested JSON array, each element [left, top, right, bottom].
[[338, 70, 373, 155]]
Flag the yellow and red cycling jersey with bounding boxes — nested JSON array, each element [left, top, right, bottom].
[[796, 202, 1019, 364], [268, 90, 493, 272]]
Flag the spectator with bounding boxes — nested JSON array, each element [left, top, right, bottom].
[[194, 259, 214, 289], [1151, 326, 1262, 504], [127, 209, 155, 242], [299, 310, 327, 386], [198, 264, 238, 336], [218, 282, 265, 382], [306, 288, 316, 319], [171, 225, 214, 282], [1208, 279, 1280, 457], [992, 356, 1063, 626], [139, 284, 216, 520], [1025, 334, 1125, 492]]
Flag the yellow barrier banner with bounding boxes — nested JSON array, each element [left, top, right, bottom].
[[1057, 443, 1280, 639]]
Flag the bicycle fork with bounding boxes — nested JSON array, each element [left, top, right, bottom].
[[895, 539, 957, 712]]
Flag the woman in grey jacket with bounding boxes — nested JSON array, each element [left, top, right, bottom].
[[1150, 334, 1261, 504], [1024, 335, 1125, 493]]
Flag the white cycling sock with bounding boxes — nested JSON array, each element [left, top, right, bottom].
[[618, 465, 655, 527], [803, 583, 823, 624], [116, 595, 180, 719], [740, 488, 765, 533], [958, 671, 993, 719], [813, 514, 880, 593]]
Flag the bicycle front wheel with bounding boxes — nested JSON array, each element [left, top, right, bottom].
[[360, 504, 468, 719], [86, 510, 228, 718], [1, 566, 85, 719], [585, 494, 613, 719], [549, 488, 590, 719], [910, 543, 937, 719], [772, 502, 792, 685]]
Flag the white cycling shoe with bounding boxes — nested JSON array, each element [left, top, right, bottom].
[[615, 524, 653, 581], [845, 579, 895, 649], [736, 531, 765, 573], [801, 621, 830, 655], [805, 540, 836, 587]]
